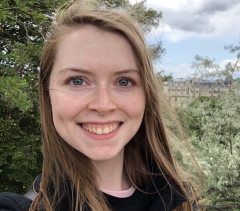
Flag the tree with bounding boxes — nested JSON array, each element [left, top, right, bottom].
[[156, 71, 172, 82], [186, 92, 240, 211], [184, 40, 240, 210], [191, 39, 240, 85], [0, 0, 163, 193], [0, 0, 71, 194]]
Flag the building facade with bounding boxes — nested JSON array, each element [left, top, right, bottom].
[[164, 77, 229, 107]]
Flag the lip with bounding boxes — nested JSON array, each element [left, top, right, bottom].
[[77, 122, 122, 141], [80, 121, 122, 125]]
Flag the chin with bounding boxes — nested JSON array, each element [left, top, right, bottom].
[[88, 154, 117, 162], [86, 149, 124, 163]]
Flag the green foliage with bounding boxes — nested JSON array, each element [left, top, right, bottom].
[[129, 0, 162, 33], [98, 0, 130, 9], [184, 96, 219, 137], [183, 42, 240, 210], [0, 77, 33, 111], [149, 41, 165, 61], [156, 71, 172, 82], [187, 92, 240, 210], [0, 0, 67, 194], [0, 0, 163, 194]]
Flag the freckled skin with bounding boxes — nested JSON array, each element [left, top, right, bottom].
[[49, 25, 145, 163]]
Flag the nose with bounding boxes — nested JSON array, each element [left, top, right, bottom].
[[88, 85, 117, 115]]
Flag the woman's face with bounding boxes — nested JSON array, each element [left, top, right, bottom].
[[49, 25, 145, 162]]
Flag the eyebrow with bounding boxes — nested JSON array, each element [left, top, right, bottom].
[[113, 69, 140, 76], [58, 68, 140, 75], [59, 68, 93, 75]]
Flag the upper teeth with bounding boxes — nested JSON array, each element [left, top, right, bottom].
[[81, 123, 120, 135]]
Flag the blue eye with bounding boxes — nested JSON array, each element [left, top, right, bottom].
[[119, 79, 130, 86], [71, 78, 84, 85]]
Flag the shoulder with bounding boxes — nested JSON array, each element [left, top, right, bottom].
[[0, 175, 41, 211], [145, 163, 187, 210], [147, 181, 186, 211], [0, 192, 32, 211]]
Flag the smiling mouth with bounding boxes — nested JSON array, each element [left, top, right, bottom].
[[79, 123, 122, 135]]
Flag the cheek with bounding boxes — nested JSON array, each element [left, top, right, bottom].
[[123, 92, 145, 118], [50, 92, 82, 118]]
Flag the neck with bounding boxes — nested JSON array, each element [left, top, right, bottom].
[[91, 149, 131, 191]]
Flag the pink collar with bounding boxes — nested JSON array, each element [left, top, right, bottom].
[[101, 186, 136, 198]]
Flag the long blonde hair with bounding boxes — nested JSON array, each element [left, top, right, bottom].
[[31, 1, 200, 210]]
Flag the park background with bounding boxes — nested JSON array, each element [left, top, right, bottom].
[[0, 0, 240, 210]]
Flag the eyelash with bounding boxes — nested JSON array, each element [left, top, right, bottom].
[[64, 75, 136, 86], [65, 75, 85, 85], [117, 76, 136, 87]]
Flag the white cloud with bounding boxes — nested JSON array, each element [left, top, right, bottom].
[[211, 4, 240, 36], [131, 0, 240, 78], [219, 58, 237, 67], [143, 0, 240, 42], [157, 23, 197, 43]]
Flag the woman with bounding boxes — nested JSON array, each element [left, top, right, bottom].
[[0, 1, 200, 210]]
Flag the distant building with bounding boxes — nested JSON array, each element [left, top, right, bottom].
[[163, 77, 230, 107]]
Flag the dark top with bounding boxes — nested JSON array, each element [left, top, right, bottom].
[[0, 173, 186, 211], [0, 192, 32, 211]]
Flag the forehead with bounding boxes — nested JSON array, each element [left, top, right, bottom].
[[56, 25, 131, 52], [52, 25, 138, 74]]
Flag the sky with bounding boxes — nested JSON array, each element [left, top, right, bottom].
[[130, 0, 240, 79]]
